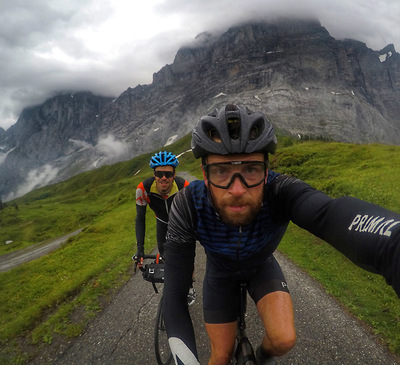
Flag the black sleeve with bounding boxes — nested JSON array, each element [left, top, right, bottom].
[[269, 175, 400, 297], [135, 204, 146, 252], [163, 188, 199, 363]]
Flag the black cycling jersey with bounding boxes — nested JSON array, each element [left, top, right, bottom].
[[163, 172, 400, 364]]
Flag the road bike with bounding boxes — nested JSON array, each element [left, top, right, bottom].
[[133, 253, 172, 365]]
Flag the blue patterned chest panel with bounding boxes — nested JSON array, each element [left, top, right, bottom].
[[189, 172, 288, 261]]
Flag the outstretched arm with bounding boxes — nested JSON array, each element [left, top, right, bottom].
[[269, 175, 400, 297], [297, 195, 400, 297]]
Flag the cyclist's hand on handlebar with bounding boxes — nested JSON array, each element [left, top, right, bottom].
[[132, 248, 144, 262], [132, 252, 144, 272], [137, 249, 144, 261]]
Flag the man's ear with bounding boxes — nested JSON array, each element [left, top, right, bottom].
[[201, 164, 209, 187]]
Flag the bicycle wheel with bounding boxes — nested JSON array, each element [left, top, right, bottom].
[[154, 295, 172, 365]]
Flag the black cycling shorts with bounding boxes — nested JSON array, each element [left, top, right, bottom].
[[203, 255, 290, 324]]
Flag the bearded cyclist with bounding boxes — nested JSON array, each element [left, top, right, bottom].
[[162, 103, 400, 365]]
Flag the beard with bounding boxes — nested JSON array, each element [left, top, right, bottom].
[[211, 191, 263, 226]]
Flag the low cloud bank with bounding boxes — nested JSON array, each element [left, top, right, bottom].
[[2, 134, 129, 201], [3, 164, 59, 202]]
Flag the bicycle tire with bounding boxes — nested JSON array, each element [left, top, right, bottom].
[[154, 295, 173, 365]]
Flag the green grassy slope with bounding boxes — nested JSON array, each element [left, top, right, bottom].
[[0, 135, 399, 362]]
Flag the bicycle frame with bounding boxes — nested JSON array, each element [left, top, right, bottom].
[[233, 282, 257, 364]]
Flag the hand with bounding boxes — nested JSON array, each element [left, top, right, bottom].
[[132, 251, 144, 271], [136, 249, 144, 262]]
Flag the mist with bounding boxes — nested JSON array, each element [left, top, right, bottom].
[[3, 164, 59, 202]]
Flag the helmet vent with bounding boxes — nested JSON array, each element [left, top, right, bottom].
[[227, 118, 240, 140], [203, 122, 222, 143], [249, 118, 265, 140]]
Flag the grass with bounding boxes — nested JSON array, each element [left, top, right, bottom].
[[0, 135, 399, 362]]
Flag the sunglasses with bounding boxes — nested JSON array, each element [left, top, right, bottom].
[[204, 161, 267, 189], [154, 170, 175, 179]]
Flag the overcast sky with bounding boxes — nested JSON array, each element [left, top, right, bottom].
[[0, 0, 399, 131]]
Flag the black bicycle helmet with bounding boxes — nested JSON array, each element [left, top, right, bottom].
[[191, 104, 277, 159]]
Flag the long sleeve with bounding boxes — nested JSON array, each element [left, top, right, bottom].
[[135, 204, 146, 252], [269, 175, 400, 297], [163, 188, 199, 364]]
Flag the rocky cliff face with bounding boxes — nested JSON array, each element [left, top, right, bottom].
[[1, 18, 399, 201], [0, 92, 114, 200]]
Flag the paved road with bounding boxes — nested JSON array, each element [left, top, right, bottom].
[[27, 245, 399, 365], [0, 229, 83, 272]]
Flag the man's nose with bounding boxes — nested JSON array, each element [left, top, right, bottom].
[[228, 175, 247, 195]]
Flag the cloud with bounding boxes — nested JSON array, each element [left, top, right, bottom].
[[0, 0, 399, 131], [1, 134, 130, 200], [94, 134, 130, 165], [3, 164, 59, 202]]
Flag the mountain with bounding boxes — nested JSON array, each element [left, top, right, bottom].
[[1, 18, 399, 201]]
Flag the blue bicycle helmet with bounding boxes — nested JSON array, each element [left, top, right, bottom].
[[149, 151, 179, 168]]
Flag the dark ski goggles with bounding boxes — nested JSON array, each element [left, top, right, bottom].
[[154, 171, 174, 179], [204, 161, 267, 189]]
